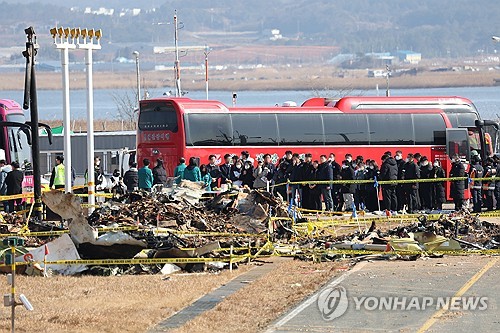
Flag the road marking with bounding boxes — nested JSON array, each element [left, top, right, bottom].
[[265, 261, 367, 333], [417, 257, 499, 333]]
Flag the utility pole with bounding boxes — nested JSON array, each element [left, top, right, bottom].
[[22, 26, 43, 221], [385, 64, 391, 97], [133, 51, 141, 108], [174, 10, 181, 97], [204, 45, 210, 100]]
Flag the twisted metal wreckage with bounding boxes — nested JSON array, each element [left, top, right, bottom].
[[0, 180, 499, 276]]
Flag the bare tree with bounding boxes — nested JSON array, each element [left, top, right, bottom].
[[111, 90, 138, 130]]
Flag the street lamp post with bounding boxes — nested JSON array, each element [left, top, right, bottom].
[[50, 26, 101, 211], [50, 27, 75, 193], [77, 28, 102, 214], [133, 51, 141, 108]]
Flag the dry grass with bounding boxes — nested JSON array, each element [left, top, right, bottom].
[[0, 267, 249, 333], [0, 66, 498, 92], [172, 259, 346, 333]]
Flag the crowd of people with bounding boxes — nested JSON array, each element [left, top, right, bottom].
[[26, 148, 500, 215], [151, 149, 500, 214]]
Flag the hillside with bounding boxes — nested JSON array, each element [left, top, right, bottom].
[[0, 0, 499, 59]]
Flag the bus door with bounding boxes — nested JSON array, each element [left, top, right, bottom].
[[482, 124, 498, 156], [446, 128, 471, 200]]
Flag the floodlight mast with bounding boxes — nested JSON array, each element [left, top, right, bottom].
[[51, 26, 75, 194], [77, 27, 102, 214]]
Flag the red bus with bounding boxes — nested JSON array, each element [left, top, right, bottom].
[[136, 96, 496, 182], [0, 99, 34, 192]]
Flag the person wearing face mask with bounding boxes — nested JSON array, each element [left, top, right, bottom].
[[402, 153, 420, 214], [365, 160, 380, 212], [419, 156, 434, 211], [310, 160, 322, 210], [394, 150, 405, 211], [340, 159, 355, 211], [240, 160, 255, 188], [449, 153, 465, 211], [329, 153, 342, 211], [380, 153, 398, 213], [432, 160, 446, 211], [230, 159, 243, 187], [353, 161, 366, 210], [470, 155, 484, 213], [317, 155, 334, 211], [301, 153, 314, 209], [289, 153, 304, 206]]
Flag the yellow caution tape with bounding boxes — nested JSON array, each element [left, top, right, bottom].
[[161, 230, 265, 238], [0, 255, 250, 268]]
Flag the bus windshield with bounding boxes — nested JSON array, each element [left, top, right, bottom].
[[138, 102, 178, 132], [6, 113, 31, 166]]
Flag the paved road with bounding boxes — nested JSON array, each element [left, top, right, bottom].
[[266, 256, 499, 333]]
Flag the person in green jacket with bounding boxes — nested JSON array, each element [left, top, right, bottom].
[[200, 164, 212, 191], [182, 157, 202, 182], [174, 157, 186, 184], [138, 158, 154, 191]]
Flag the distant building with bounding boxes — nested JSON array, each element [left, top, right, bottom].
[[270, 29, 283, 41], [396, 50, 421, 64]]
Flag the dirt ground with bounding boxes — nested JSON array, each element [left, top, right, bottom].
[[0, 259, 344, 333], [0, 267, 250, 333], [171, 259, 346, 333]]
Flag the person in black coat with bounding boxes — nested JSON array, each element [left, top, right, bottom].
[[379, 154, 398, 212], [5, 161, 24, 213], [152, 159, 168, 185], [329, 153, 343, 211], [239, 161, 255, 188], [418, 156, 434, 211], [230, 159, 243, 186], [309, 161, 322, 211], [123, 162, 139, 192], [207, 155, 221, 189], [317, 155, 334, 211], [469, 156, 484, 213], [219, 154, 233, 186], [432, 160, 446, 210], [365, 160, 380, 212], [300, 154, 314, 209], [402, 153, 420, 213], [340, 160, 356, 211], [449, 154, 465, 211], [289, 153, 304, 206], [395, 150, 405, 211]]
